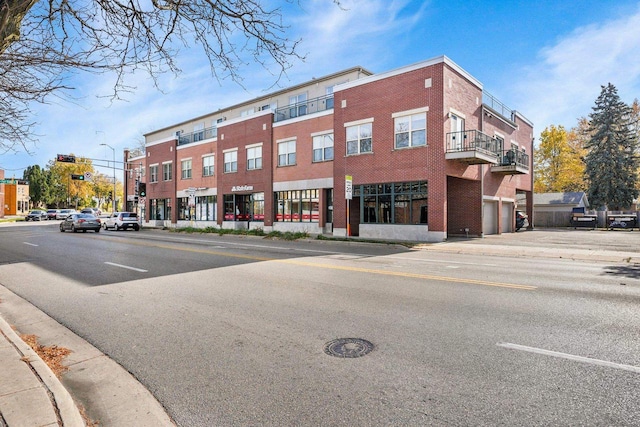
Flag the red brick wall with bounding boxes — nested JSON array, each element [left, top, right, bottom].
[[146, 139, 178, 221], [333, 62, 446, 233], [272, 114, 335, 183], [447, 176, 482, 235], [175, 142, 217, 193], [217, 114, 274, 225]]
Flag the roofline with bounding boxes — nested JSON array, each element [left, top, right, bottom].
[[144, 66, 373, 137], [334, 55, 483, 92]]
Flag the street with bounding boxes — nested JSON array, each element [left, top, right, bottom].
[[1, 223, 639, 426]]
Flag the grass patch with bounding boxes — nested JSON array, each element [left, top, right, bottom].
[[169, 226, 312, 240]]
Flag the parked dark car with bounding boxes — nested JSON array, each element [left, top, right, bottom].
[[59, 213, 101, 233], [46, 209, 60, 220], [516, 210, 528, 231], [25, 210, 47, 221]]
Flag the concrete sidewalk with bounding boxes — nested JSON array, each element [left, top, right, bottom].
[[0, 286, 175, 427], [0, 313, 84, 427]]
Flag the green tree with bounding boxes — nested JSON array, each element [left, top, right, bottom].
[[22, 164, 48, 207], [584, 83, 639, 210], [534, 125, 586, 193]]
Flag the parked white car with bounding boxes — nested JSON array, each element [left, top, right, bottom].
[[56, 209, 77, 220], [102, 212, 140, 231]]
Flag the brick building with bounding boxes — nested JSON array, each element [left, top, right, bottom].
[[131, 55, 533, 242]]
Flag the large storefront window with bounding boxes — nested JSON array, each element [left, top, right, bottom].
[[150, 198, 171, 220], [355, 181, 427, 224], [223, 193, 264, 220], [275, 190, 319, 222], [177, 196, 217, 221]]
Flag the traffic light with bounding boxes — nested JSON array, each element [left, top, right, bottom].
[[57, 154, 76, 163], [138, 182, 146, 197], [70, 174, 85, 180]]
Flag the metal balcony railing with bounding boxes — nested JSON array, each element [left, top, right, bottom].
[[177, 126, 218, 146], [274, 94, 334, 122], [483, 91, 516, 122], [446, 130, 500, 157], [496, 149, 529, 170]]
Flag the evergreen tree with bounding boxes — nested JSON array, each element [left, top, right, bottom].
[[584, 84, 639, 210], [23, 165, 48, 208]]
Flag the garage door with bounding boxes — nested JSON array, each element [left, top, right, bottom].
[[501, 202, 513, 233], [483, 201, 498, 235]]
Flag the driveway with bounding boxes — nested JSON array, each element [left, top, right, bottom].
[[419, 228, 640, 263]]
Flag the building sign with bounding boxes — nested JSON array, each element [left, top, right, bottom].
[[231, 185, 254, 192]]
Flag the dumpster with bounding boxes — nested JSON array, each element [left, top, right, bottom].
[[571, 208, 597, 228], [607, 215, 637, 230]]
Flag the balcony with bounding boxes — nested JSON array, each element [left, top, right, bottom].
[[491, 149, 530, 174], [177, 126, 217, 146], [274, 94, 334, 122], [445, 130, 500, 165]]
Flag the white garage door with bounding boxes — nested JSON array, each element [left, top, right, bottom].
[[483, 201, 498, 235], [502, 202, 513, 233]]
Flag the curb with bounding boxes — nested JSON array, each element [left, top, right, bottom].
[[0, 314, 85, 427]]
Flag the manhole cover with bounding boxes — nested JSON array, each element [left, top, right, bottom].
[[324, 338, 374, 358]]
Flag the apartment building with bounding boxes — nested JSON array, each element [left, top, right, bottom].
[[131, 55, 533, 242]]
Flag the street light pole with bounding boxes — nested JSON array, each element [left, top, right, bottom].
[[100, 143, 117, 213]]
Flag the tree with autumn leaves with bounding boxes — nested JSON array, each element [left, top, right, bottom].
[[535, 85, 640, 210]]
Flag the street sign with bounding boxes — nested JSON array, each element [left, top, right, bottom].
[[56, 154, 76, 163], [345, 175, 353, 200], [0, 179, 15, 184], [84, 172, 92, 181]]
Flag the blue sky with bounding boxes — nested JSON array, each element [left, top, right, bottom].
[[2, 0, 640, 182]]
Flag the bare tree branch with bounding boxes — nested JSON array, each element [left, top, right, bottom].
[[1, 0, 342, 152]]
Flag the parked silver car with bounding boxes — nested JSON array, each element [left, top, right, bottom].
[[25, 210, 47, 221], [59, 213, 101, 233], [56, 209, 77, 220]]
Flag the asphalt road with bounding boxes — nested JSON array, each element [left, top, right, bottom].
[[1, 222, 639, 426]]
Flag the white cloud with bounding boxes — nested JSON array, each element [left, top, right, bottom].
[[512, 6, 640, 135]]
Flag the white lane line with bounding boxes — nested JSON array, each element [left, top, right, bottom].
[[104, 262, 148, 273], [23, 242, 38, 247], [498, 342, 640, 374]]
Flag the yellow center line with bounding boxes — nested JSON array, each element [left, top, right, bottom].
[[100, 236, 537, 290]]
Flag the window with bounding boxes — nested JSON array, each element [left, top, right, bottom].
[[355, 181, 428, 225], [181, 159, 192, 179], [240, 108, 255, 117], [325, 86, 334, 109], [247, 146, 262, 170], [278, 140, 296, 166], [202, 155, 214, 176], [193, 123, 205, 142], [313, 133, 334, 162], [395, 113, 426, 148], [224, 150, 237, 173], [346, 123, 372, 155], [450, 113, 465, 150], [289, 93, 307, 117], [275, 190, 320, 222], [150, 165, 158, 183], [162, 163, 172, 181], [178, 195, 217, 221]]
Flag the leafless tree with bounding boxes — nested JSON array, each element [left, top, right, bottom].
[[1, 0, 339, 152]]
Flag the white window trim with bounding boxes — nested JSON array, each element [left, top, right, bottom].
[[392, 106, 429, 119], [494, 131, 505, 139], [311, 129, 334, 137], [162, 161, 172, 165], [149, 163, 159, 168], [448, 108, 465, 119], [344, 117, 374, 128], [180, 157, 193, 162], [245, 142, 263, 149], [276, 137, 296, 144], [223, 147, 238, 154], [201, 154, 214, 158]]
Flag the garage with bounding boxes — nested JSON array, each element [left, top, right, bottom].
[[501, 202, 513, 233], [483, 200, 498, 235]]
